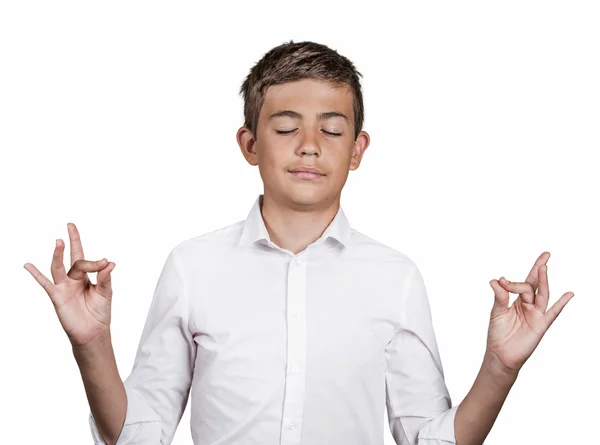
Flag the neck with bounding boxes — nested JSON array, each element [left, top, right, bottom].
[[260, 191, 341, 255]]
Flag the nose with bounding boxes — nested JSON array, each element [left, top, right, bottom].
[[296, 131, 321, 157]]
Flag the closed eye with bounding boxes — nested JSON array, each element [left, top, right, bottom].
[[275, 129, 342, 137]]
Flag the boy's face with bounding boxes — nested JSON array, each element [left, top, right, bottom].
[[237, 78, 370, 209]]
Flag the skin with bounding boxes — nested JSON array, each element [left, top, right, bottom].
[[24, 77, 575, 445], [24, 225, 125, 445], [454, 252, 575, 445], [237, 77, 576, 444], [236, 78, 370, 254]]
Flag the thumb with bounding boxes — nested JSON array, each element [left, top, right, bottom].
[[96, 262, 115, 296], [489, 278, 509, 316]]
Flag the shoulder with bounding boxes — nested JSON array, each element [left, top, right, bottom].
[[167, 220, 246, 264], [347, 227, 418, 272]]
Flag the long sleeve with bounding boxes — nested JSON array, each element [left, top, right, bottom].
[[89, 248, 197, 444], [385, 263, 458, 445]]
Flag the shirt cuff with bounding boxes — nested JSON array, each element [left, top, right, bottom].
[[88, 384, 161, 444], [417, 404, 458, 444]]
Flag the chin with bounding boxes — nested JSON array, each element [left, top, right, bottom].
[[286, 188, 329, 206]]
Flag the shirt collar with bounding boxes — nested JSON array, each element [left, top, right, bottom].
[[238, 194, 351, 249]]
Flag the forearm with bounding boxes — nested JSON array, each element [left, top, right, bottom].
[[454, 350, 519, 445], [72, 330, 127, 445]]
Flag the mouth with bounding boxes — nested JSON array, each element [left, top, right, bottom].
[[288, 170, 326, 180]]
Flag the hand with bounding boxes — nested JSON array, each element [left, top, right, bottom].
[[486, 251, 575, 375], [24, 222, 116, 348]]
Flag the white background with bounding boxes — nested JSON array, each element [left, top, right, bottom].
[[2, 1, 598, 444]]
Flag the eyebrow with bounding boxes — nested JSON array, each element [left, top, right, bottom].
[[268, 110, 349, 123]]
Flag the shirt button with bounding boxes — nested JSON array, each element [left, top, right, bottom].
[[288, 422, 296, 430], [293, 257, 300, 265], [291, 365, 300, 373]]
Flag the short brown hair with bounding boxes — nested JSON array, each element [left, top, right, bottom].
[[239, 40, 365, 141]]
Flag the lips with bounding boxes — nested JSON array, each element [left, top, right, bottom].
[[289, 170, 325, 180], [288, 166, 324, 175]]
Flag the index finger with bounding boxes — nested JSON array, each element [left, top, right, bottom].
[[525, 251, 550, 290], [67, 222, 85, 266]]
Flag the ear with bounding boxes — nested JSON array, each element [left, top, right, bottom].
[[349, 130, 370, 171], [237, 126, 258, 166]]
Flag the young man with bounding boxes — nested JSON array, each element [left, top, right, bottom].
[[24, 40, 574, 445]]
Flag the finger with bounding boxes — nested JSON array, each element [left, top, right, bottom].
[[499, 277, 536, 305], [96, 262, 115, 297], [543, 291, 575, 330], [67, 258, 108, 281], [525, 251, 550, 292], [535, 264, 550, 313], [50, 239, 67, 283], [24, 262, 57, 298], [68, 222, 85, 266], [489, 279, 509, 316]]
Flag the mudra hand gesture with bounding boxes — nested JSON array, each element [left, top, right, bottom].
[[486, 251, 575, 375], [24, 223, 116, 348]]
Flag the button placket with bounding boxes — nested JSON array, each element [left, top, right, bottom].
[[280, 254, 308, 444]]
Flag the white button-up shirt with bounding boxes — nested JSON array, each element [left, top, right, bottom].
[[89, 194, 458, 444]]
